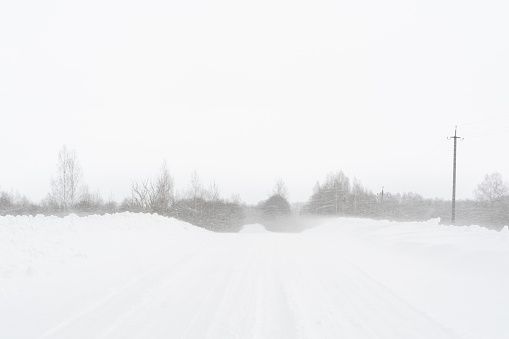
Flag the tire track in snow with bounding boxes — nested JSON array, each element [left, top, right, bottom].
[[293, 238, 462, 338], [39, 232, 462, 339], [39, 240, 219, 339], [203, 235, 304, 339]]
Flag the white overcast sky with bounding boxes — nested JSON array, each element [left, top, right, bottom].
[[1, 0, 509, 204]]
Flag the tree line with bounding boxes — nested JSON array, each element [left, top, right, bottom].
[[300, 171, 509, 230], [1, 146, 508, 231], [0, 146, 270, 232]]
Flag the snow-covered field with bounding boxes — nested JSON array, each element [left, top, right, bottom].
[[1, 214, 508, 338]]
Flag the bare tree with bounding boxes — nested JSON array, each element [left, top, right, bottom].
[[272, 178, 289, 199], [474, 172, 509, 225], [49, 145, 85, 211], [153, 161, 174, 214], [206, 180, 221, 202], [474, 172, 508, 204], [128, 161, 174, 214], [351, 178, 365, 215], [188, 170, 204, 201], [76, 187, 103, 213], [187, 170, 204, 213], [303, 171, 351, 215], [129, 178, 151, 211], [230, 193, 244, 205]]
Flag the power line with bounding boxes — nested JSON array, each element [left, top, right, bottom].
[[458, 114, 509, 128], [462, 126, 509, 139], [458, 114, 509, 139], [389, 139, 449, 194]]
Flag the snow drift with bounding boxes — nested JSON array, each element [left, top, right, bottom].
[[304, 218, 509, 339], [0, 213, 206, 284], [1, 214, 508, 338]]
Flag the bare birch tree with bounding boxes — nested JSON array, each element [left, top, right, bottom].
[[188, 170, 203, 200], [49, 145, 85, 211], [474, 172, 508, 224], [153, 161, 174, 213], [474, 172, 508, 204], [187, 170, 204, 213]]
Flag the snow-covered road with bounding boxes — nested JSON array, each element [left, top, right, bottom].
[[1, 214, 509, 338], [39, 234, 455, 339]]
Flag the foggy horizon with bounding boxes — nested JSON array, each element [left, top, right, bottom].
[[2, 0, 509, 207]]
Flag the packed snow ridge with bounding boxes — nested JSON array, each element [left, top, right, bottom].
[[1, 213, 509, 338]]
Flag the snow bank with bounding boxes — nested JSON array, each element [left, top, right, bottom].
[[305, 218, 509, 339], [0, 213, 213, 338], [0, 213, 207, 292], [2, 214, 509, 338]]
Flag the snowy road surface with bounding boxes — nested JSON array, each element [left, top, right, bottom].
[[39, 235, 454, 339], [2, 214, 509, 338]]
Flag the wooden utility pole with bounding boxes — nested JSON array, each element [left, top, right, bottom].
[[377, 187, 389, 218], [448, 126, 462, 224]]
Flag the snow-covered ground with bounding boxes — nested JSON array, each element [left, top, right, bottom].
[[1, 214, 508, 338]]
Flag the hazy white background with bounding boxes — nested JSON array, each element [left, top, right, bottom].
[[1, 0, 508, 204]]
